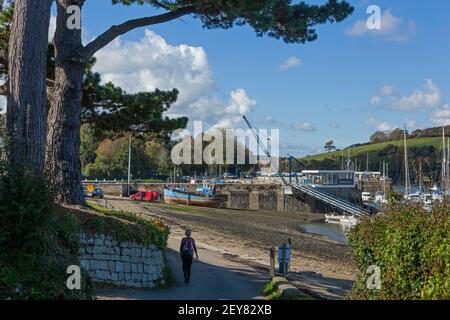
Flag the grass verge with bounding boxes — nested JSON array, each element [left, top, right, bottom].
[[84, 201, 170, 249], [262, 281, 313, 300]]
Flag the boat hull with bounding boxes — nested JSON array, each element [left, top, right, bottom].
[[163, 188, 226, 207], [325, 214, 358, 226]]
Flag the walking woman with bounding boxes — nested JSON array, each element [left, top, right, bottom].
[[180, 229, 199, 284]]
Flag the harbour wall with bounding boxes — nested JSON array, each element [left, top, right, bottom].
[[86, 182, 362, 214]]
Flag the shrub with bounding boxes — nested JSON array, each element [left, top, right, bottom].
[[0, 168, 95, 300], [348, 203, 450, 300]]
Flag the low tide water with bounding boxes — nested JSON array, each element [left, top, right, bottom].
[[299, 221, 352, 244]]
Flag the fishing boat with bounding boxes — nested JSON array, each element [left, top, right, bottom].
[[325, 214, 358, 226], [163, 184, 227, 207]]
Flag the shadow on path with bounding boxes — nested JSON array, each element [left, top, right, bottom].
[[97, 245, 268, 300]]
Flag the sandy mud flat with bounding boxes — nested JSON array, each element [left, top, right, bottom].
[[95, 198, 357, 299]]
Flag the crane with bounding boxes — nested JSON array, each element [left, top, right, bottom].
[[242, 116, 370, 216], [242, 116, 288, 186]]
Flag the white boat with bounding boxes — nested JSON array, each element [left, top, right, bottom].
[[374, 191, 387, 204], [362, 192, 372, 203], [325, 214, 358, 226]]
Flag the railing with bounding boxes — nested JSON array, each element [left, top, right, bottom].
[[292, 183, 370, 216]]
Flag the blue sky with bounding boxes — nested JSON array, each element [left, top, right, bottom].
[[62, 0, 450, 156]]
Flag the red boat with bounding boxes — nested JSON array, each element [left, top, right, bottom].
[[130, 191, 158, 202]]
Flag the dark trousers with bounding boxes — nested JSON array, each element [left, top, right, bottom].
[[181, 253, 193, 282]]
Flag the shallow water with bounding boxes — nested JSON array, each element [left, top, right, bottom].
[[299, 222, 352, 244]]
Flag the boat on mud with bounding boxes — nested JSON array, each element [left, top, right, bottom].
[[325, 214, 358, 226], [163, 184, 227, 207]]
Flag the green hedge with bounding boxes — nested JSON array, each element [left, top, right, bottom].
[[0, 169, 95, 300], [348, 203, 450, 300]]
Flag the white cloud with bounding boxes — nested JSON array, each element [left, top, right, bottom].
[[371, 85, 398, 105], [192, 89, 257, 130], [93, 29, 255, 129], [279, 142, 322, 156], [405, 118, 418, 130], [386, 79, 442, 112], [371, 96, 381, 105], [329, 121, 339, 129], [366, 112, 395, 132], [379, 85, 398, 98], [94, 30, 213, 106], [278, 56, 302, 71], [289, 122, 316, 132], [345, 19, 368, 37], [264, 116, 280, 126], [430, 104, 450, 126], [346, 9, 415, 42]]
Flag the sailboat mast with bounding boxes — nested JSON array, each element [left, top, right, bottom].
[[419, 162, 422, 192], [366, 152, 369, 172], [347, 148, 350, 171], [404, 127, 409, 197], [443, 126, 446, 194]]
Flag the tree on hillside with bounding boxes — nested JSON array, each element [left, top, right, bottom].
[[389, 128, 409, 141], [324, 140, 336, 152], [2, 0, 52, 173], [370, 130, 389, 144], [45, 0, 353, 204]]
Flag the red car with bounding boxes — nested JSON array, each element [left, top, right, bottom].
[[130, 191, 158, 202]]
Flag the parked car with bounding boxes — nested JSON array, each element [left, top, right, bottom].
[[130, 191, 158, 202], [91, 188, 104, 199]]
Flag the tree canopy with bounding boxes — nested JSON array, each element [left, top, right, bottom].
[[112, 0, 353, 43]]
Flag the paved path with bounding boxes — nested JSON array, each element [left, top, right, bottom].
[[96, 237, 268, 300]]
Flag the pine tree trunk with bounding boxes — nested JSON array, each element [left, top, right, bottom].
[[46, 0, 85, 205], [6, 0, 52, 173]]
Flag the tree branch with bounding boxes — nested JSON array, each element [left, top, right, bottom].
[[82, 6, 195, 59]]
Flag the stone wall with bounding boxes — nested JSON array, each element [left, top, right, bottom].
[[357, 180, 392, 193], [78, 233, 165, 288]]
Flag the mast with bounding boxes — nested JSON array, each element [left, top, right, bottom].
[[404, 127, 409, 197], [383, 161, 386, 197], [366, 152, 369, 172], [443, 126, 446, 194], [347, 148, 350, 171], [419, 162, 422, 192], [447, 137, 450, 194]]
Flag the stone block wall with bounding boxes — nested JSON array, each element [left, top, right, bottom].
[[78, 234, 165, 288]]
